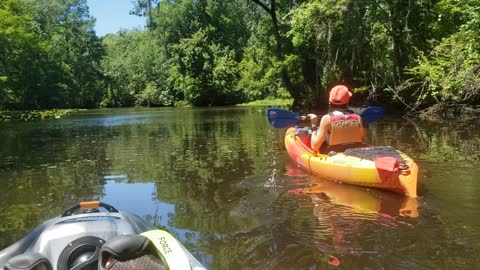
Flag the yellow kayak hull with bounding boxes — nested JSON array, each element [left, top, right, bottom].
[[285, 128, 418, 197]]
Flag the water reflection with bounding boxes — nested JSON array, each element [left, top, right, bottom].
[[292, 178, 419, 219], [276, 162, 420, 268]]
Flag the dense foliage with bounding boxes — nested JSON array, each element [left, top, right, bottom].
[[0, 0, 103, 109], [1, 0, 478, 110]]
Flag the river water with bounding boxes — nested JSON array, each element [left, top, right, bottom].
[[0, 107, 479, 269]]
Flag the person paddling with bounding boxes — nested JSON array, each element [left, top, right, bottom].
[[306, 84, 367, 153]]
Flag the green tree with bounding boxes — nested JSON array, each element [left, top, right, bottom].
[[0, 0, 48, 109], [49, 0, 104, 108], [406, 0, 480, 108], [101, 30, 173, 107], [148, 0, 250, 106], [248, 0, 305, 106], [0, 0, 104, 110], [170, 28, 240, 106], [238, 19, 287, 101]]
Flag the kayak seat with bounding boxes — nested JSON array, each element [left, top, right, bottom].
[[99, 234, 167, 270], [320, 142, 370, 154], [344, 146, 410, 172], [4, 253, 52, 270], [295, 127, 312, 148], [343, 146, 406, 163]]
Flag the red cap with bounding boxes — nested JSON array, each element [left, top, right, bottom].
[[329, 85, 352, 105]]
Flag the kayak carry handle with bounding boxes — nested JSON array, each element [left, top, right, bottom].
[[61, 201, 119, 217]]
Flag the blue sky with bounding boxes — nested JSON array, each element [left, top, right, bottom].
[[87, 0, 146, 36]]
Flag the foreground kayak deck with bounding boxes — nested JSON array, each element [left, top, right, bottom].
[[285, 128, 418, 197], [0, 201, 207, 270]]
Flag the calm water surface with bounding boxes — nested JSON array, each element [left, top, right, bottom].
[[0, 107, 479, 269]]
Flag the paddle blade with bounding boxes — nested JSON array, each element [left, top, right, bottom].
[[267, 108, 300, 128], [360, 106, 384, 124]]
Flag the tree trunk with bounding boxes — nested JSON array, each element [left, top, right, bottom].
[[250, 0, 302, 103], [386, 0, 408, 85]]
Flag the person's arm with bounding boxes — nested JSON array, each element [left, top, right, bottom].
[[309, 114, 330, 152]]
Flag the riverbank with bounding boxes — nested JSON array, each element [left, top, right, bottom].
[[415, 103, 480, 121], [0, 99, 294, 123], [2, 101, 476, 123], [237, 98, 293, 107], [0, 100, 294, 123], [0, 109, 83, 122]]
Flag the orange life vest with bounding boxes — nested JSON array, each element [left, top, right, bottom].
[[327, 112, 363, 146]]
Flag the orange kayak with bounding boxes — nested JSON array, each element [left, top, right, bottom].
[[284, 127, 418, 197]]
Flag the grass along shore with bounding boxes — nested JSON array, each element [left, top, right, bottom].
[[0, 109, 83, 122], [0, 99, 294, 122]]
